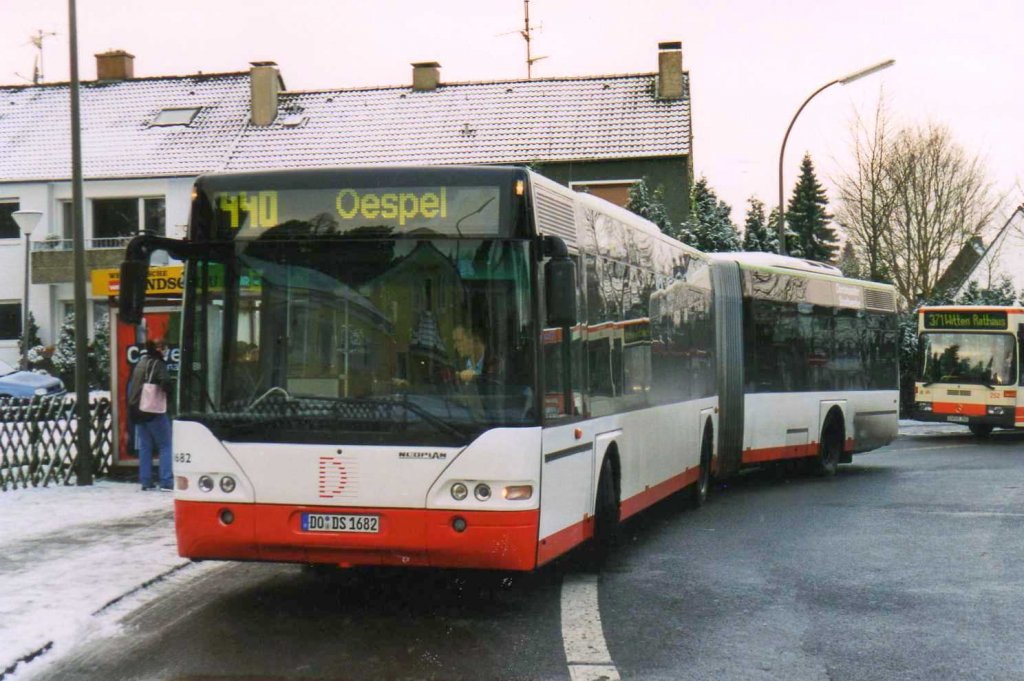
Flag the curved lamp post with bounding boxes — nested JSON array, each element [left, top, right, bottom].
[[12, 210, 42, 370], [776, 58, 894, 255]]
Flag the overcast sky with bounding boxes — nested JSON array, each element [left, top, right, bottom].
[[2, 0, 1022, 232]]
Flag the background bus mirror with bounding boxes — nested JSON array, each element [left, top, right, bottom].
[[118, 260, 149, 325], [545, 256, 577, 327]]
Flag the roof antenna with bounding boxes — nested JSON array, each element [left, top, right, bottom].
[[17, 30, 58, 84], [498, 0, 547, 79]]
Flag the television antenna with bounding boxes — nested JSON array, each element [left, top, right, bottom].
[[497, 0, 547, 79], [16, 30, 58, 84]]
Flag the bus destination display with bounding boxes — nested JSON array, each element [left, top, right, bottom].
[[212, 186, 501, 236], [922, 310, 1008, 330]]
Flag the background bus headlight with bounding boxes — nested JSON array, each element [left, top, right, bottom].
[[916, 402, 933, 412], [450, 482, 468, 501], [987, 406, 1006, 416]]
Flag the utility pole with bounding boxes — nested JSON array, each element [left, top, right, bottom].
[[29, 30, 57, 84]]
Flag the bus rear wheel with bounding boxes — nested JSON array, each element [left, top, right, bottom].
[[814, 419, 842, 477], [969, 424, 993, 438], [686, 425, 713, 509]]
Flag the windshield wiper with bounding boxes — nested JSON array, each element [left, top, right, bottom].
[[453, 197, 496, 238], [247, 386, 293, 410]]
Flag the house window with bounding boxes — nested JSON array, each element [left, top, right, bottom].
[[570, 180, 638, 209], [0, 302, 22, 340], [150, 107, 201, 127], [0, 202, 21, 240], [92, 197, 166, 242]]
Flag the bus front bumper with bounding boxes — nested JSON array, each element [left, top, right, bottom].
[[174, 500, 541, 571], [912, 406, 1015, 428]]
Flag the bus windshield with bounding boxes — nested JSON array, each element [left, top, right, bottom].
[[180, 237, 537, 445], [921, 332, 1018, 387]]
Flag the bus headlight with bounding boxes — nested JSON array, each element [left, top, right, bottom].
[[503, 485, 533, 500], [474, 483, 492, 501], [987, 406, 1006, 416], [450, 482, 468, 501], [916, 402, 933, 412], [219, 475, 236, 493], [198, 475, 214, 492]]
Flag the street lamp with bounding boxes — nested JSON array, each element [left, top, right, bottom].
[[776, 59, 895, 255], [12, 210, 42, 370]]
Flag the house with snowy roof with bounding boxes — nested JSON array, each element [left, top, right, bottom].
[[0, 43, 693, 362]]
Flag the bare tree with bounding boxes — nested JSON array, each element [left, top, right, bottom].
[[836, 100, 1001, 307], [883, 123, 999, 305], [834, 97, 897, 283]]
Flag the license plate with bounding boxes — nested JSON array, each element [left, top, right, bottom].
[[301, 513, 380, 533], [947, 415, 969, 424]]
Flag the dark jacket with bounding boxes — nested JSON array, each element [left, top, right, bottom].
[[128, 353, 171, 423]]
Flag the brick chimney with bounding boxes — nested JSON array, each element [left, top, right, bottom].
[[250, 61, 283, 126], [95, 50, 135, 81], [657, 42, 683, 100], [411, 62, 441, 91]]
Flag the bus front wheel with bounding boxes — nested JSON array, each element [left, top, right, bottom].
[[969, 424, 993, 438], [585, 456, 620, 569], [686, 425, 713, 509], [814, 418, 843, 477]]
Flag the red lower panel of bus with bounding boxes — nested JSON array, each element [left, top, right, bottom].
[[1017, 407, 1024, 425], [741, 437, 854, 464], [535, 466, 701, 566], [175, 501, 540, 571], [931, 402, 986, 416]]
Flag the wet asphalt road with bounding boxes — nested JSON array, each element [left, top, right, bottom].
[[33, 428, 1024, 680]]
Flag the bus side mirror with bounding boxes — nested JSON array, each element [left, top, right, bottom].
[[544, 255, 577, 328], [118, 259, 149, 325]]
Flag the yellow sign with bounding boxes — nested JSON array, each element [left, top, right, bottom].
[[218, 191, 279, 230], [91, 266, 184, 297], [335, 187, 448, 226]]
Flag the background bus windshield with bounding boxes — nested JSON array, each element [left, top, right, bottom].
[[180, 237, 536, 445], [921, 332, 1018, 386]]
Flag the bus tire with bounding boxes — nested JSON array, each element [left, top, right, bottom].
[[969, 424, 993, 438], [585, 455, 620, 569], [814, 416, 843, 477], [687, 424, 713, 509]]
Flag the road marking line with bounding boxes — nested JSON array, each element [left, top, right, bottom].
[[896, 444, 968, 452], [561, 574, 621, 681]]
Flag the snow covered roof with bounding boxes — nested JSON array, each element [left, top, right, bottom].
[[0, 73, 252, 182], [0, 70, 690, 182]]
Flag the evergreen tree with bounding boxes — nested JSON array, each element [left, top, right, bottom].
[[957, 277, 1018, 306], [625, 178, 671, 235], [89, 313, 111, 390], [786, 154, 838, 262], [18, 311, 42, 361], [52, 313, 77, 390], [680, 177, 740, 252], [742, 197, 778, 252], [838, 242, 864, 279]]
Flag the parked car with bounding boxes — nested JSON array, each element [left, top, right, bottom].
[[0, 359, 65, 399]]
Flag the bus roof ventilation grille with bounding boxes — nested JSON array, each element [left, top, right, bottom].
[[533, 184, 577, 249], [864, 288, 896, 311]]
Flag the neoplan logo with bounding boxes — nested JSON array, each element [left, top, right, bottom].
[[399, 451, 447, 461]]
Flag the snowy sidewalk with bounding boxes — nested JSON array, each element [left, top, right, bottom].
[[898, 419, 974, 437], [0, 480, 188, 678]]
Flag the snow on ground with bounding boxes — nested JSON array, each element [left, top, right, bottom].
[[898, 419, 976, 436], [0, 480, 188, 676]]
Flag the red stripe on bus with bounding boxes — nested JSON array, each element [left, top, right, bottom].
[[175, 501, 540, 571], [537, 516, 593, 566], [619, 467, 700, 520], [843, 437, 855, 454], [1016, 407, 1024, 424], [742, 443, 819, 464], [931, 402, 986, 416]]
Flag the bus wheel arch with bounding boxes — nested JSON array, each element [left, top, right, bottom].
[[587, 444, 621, 567], [815, 407, 845, 477]]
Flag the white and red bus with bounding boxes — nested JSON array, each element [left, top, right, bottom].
[[117, 166, 897, 572], [913, 305, 1024, 436], [708, 252, 900, 476], [118, 166, 716, 570]]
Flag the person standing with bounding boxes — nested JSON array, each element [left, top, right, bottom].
[[128, 339, 173, 491]]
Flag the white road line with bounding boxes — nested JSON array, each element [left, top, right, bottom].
[[561, 574, 621, 681]]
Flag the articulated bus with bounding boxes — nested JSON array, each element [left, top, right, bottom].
[[709, 253, 900, 476], [913, 306, 1024, 436], [117, 166, 896, 572]]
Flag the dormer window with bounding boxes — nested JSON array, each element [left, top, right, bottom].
[[150, 107, 201, 127]]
